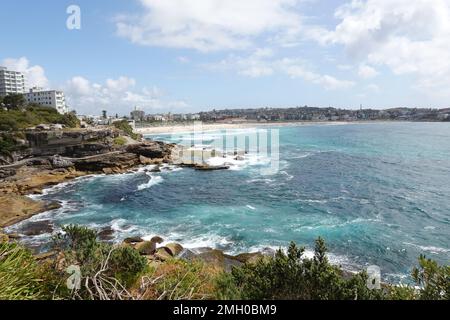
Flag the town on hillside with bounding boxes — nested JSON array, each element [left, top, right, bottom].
[[1, 65, 449, 130]]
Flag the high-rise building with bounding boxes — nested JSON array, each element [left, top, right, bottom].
[[0, 66, 26, 96], [25, 87, 69, 114], [130, 106, 145, 121]]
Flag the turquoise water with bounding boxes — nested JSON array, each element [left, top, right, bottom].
[[9, 123, 450, 282]]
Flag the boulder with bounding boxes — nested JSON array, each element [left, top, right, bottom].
[[22, 220, 54, 236], [126, 142, 172, 159], [195, 249, 243, 272], [164, 243, 184, 257], [135, 241, 157, 255], [150, 236, 164, 244], [123, 236, 144, 244], [98, 227, 114, 241], [154, 247, 173, 261], [233, 252, 264, 264]]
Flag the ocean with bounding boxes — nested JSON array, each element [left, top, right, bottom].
[[8, 122, 450, 283]]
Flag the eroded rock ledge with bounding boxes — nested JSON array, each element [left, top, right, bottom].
[[0, 140, 176, 228]]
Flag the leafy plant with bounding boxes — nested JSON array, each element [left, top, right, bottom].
[[113, 120, 140, 140], [51, 225, 147, 300], [412, 255, 450, 300], [222, 238, 385, 300]]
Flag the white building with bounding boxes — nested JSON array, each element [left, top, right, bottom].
[[0, 66, 26, 96], [25, 87, 69, 114]]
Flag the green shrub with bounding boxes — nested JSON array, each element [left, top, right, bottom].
[[412, 255, 450, 300], [0, 242, 44, 300], [113, 120, 140, 140], [51, 225, 147, 299], [0, 106, 79, 132], [223, 238, 385, 300], [114, 136, 127, 146]]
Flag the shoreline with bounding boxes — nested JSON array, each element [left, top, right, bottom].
[[135, 120, 406, 135]]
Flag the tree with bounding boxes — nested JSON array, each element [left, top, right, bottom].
[[3, 94, 26, 110]]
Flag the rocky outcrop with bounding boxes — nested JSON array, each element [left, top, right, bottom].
[[73, 153, 140, 173], [0, 194, 61, 228], [126, 141, 174, 160]]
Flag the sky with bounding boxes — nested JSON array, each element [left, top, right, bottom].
[[1, 0, 449, 115]]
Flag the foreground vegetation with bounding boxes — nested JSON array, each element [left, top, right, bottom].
[[0, 226, 448, 300]]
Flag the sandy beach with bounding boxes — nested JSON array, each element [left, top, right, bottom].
[[135, 121, 356, 135]]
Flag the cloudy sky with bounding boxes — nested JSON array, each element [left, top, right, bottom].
[[1, 0, 449, 115]]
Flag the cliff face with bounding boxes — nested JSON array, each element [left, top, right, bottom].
[[0, 128, 176, 227], [25, 129, 119, 158]]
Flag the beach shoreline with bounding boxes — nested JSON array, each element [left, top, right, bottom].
[[135, 121, 360, 135]]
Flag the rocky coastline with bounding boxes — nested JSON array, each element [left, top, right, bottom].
[[0, 128, 176, 227], [0, 127, 266, 272]]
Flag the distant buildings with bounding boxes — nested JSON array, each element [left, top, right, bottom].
[[0, 67, 26, 96], [25, 87, 68, 114], [130, 106, 145, 121]]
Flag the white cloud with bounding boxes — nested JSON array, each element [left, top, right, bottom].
[[311, 0, 450, 94], [366, 84, 380, 93], [176, 56, 190, 64], [65, 76, 188, 115], [115, 0, 303, 52], [209, 51, 354, 90], [358, 64, 379, 79], [2, 57, 49, 88]]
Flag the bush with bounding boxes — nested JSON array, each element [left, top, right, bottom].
[[113, 120, 140, 140], [0, 242, 44, 300], [51, 225, 147, 300], [0, 106, 79, 132], [114, 136, 127, 146], [221, 238, 385, 300], [412, 255, 450, 300]]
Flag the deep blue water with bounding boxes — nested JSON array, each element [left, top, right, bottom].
[[9, 122, 450, 282]]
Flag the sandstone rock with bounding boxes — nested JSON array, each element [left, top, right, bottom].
[[151, 236, 164, 244], [178, 248, 197, 260], [261, 247, 277, 258], [0, 194, 54, 228], [126, 142, 172, 159], [123, 236, 144, 244], [164, 243, 184, 257], [74, 153, 139, 173], [51, 155, 74, 169], [195, 249, 243, 272], [22, 220, 54, 236], [135, 241, 157, 255], [234, 252, 264, 264], [154, 247, 173, 261], [98, 227, 114, 241], [6, 233, 21, 240], [139, 155, 153, 165], [195, 165, 230, 171]]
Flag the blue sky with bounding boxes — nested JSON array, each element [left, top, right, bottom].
[[1, 0, 448, 115]]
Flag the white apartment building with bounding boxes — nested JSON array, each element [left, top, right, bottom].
[[0, 66, 26, 96], [25, 87, 69, 114]]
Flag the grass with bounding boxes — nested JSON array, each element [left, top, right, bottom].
[[134, 259, 222, 300], [0, 242, 44, 300], [114, 136, 127, 146]]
